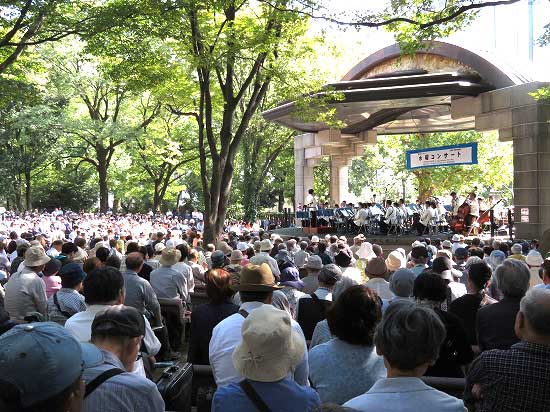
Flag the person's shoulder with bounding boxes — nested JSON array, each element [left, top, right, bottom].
[[308, 338, 332, 358], [212, 312, 241, 333]]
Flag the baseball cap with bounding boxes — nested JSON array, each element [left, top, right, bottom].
[[59, 262, 87, 284], [92, 305, 145, 338], [0, 322, 102, 407]]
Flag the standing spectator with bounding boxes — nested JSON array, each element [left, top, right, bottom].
[[122, 252, 162, 326], [150, 248, 188, 301], [309, 285, 386, 405], [449, 262, 495, 350], [4, 246, 49, 320], [188, 248, 206, 288], [477, 259, 530, 351], [344, 301, 466, 412], [209, 263, 309, 387], [42, 257, 63, 298], [294, 240, 310, 268], [0, 322, 101, 412], [301, 255, 324, 294], [414, 273, 474, 377], [212, 305, 321, 412], [84, 305, 165, 412], [47, 263, 87, 325], [187, 269, 238, 365], [465, 288, 550, 412], [249, 239, 280, 279], [365, 258, 393, 300]]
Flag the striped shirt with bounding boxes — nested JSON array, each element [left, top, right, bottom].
[[47, 288, 86, 325], [83, 349, 165, 412]]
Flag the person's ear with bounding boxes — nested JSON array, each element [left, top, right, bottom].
[[514, 311, 524, 339]]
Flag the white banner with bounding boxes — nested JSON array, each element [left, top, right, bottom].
[[406, 143, 478, 169]]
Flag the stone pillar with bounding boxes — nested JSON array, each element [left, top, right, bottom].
[[510, 95, 550, 247], [330, 156, 349, 205]]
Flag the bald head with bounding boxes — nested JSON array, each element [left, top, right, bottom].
[[125, 252, 144, 271]]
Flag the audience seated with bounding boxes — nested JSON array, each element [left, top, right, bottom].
[[476, 259, 530, 351], [187, 269, 239, 365], [209, 263, 309, 387], [365, 258, 393, 300], [309, 285, 386, 405], [465, 288, 550, 412], [310, 276, 359, 348], [414, 272, 474, 377], [449, 262, 495, 350], [4, 246, 50, 320], [212, 305, 321, 411], [296, 263, 341, 341], [301, 255, 323, 294], [47, 263, 87, 325], [344, 301, 466, 412], [84, 305, 165, 412], [65, 267, 161, 377]]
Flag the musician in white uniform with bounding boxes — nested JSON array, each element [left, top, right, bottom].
[[354, 203, 370, 227], [466, 192, 480, 229], [450, 192, 461, 217], [418, 201, 436, 234]]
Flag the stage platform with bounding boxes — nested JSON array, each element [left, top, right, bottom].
[[270, 227, 513, 254]]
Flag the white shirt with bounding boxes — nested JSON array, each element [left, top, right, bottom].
[[468, 200, 480, 217], [209, 302, 309, 387], [341, 266, 363, 284], [47, 248, 60, 257], [448, 281, 467, 301], [249, 252, 280, 278], [172, 262, 195, 296], [65, 304, 161, 356]]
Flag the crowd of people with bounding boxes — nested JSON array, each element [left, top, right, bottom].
[[0, 209, 549, 411]]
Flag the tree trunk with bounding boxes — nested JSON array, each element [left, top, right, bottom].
[[112, 196, 120, 213], [278, 189, 284, 212], [153, 182, 162, 212], [97, 154, 109, 213], [24, 170, 31, 211]]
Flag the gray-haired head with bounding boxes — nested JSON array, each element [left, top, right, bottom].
[[332, 274, 359, 301], [520, 288, 550, 336], [465, 256, 483, 270], [511, 243, 523, 255], [374, 300, 446, 372], [389, 269, 415, 298], [495, 259, 530, 298], [318, 264, 342, 287]]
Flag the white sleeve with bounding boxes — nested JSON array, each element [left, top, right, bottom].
[[142, 315, 161, 356]]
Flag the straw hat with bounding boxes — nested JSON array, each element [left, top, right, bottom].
[[232, 305, 304, 382], [23, 246, 50, 267], [366, 257, 388, 277], [159, 247, 181, 266], [232, 263, 281, 292]]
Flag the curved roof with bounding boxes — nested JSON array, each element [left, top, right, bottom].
[[342, 41, 533, 88]]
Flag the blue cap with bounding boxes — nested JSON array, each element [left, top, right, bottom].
[[0, 322, 102, 407], [59, 262, 86, 283]]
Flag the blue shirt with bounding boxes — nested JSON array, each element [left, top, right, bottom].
[[309, 338, 386, 404], [83, 349, 165, 412], [212, 377, 321, 412], [344, 377, 466, 412]]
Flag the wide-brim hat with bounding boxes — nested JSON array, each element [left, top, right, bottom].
[[260, 239, 273, 252], [385, 251, 405, 272], [451, 234, 461, 242], [232, 263, 281, 292], [159, 247, 181, 266], [367, 257, 388, 277], [232, 305, 304, 382], [305, 255, 323, 270], [230, 249, 244, 262], [23, 246, 50, 267]]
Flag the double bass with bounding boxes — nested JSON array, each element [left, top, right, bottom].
[[451, 201, 470, 234]]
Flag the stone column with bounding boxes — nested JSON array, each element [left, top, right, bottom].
[[330, 156, 349, 205]]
